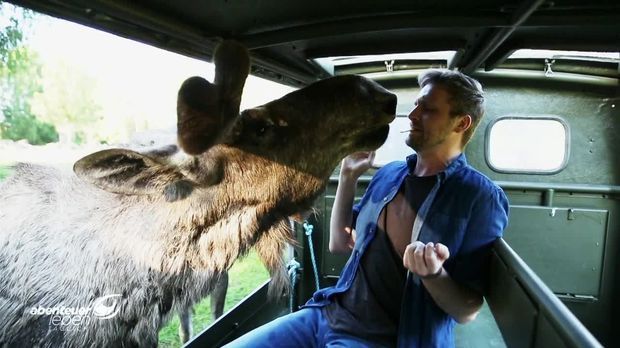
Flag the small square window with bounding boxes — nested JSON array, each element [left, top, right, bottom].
[[486, 117, 569, 174]]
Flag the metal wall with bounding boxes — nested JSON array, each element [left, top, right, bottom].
[[306, 70, 619, 346], [470, 72, 619, 346]]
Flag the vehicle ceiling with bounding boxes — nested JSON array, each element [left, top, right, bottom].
[[9, 0, 620, 87]]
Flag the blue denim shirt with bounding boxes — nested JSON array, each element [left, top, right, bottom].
[[304, 153, 509, 347]]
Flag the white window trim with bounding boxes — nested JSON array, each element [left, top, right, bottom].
[[485, 115, 571, 175]]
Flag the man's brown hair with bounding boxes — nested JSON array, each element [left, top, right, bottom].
[[418, 69, 485, 146]]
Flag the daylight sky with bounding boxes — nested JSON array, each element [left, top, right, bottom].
[[15, 6, 294, 136]]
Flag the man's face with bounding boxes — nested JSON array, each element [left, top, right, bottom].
[[405, 83, 462, 152]]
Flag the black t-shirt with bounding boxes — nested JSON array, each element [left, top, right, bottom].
[[324, 174, 436, 345]]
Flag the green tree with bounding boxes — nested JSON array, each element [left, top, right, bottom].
[[0, 2, 58, 144], [31, 60, 103, 144]]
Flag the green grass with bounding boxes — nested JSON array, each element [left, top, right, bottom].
[[0, 164, 13, 180], [158, 251, 270, 348]]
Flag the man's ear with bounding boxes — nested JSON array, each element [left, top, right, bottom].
[[73, 149, 195, 202], [454, 114, 472, 133]]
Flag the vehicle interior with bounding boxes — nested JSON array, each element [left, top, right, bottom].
[[7, 0, 620, 347]]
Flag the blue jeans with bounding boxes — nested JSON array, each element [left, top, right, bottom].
[[223, 307, 391, 348]]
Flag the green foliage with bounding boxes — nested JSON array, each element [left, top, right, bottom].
[[0, 18, 21, 63], [0, 3, 58, 145], [0, 165, 13, 180], [72, 130, 86, 145], [158, 251, 270, 348], [0, 107, 58, 144], [31, 60, 103, 143]]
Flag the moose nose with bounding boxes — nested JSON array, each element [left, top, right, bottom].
[[381, 92, 397, 115]]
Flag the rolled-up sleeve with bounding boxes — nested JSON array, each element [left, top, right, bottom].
[[449, 186, 509, 294]]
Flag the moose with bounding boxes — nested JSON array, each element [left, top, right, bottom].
[[123, 128, 230, 344], [178, 272, 228, 343], [0, 40, 396, 347]]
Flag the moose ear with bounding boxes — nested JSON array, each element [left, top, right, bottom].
[[73, 149, 194, 202], [177, 40, 250, 155]]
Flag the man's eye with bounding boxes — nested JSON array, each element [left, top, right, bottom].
[[420, 104, 436, 112]]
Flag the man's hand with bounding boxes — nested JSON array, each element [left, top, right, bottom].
[[403, 242, 450, 278], [329, 151, 374, 254], [403, 242, 483, 323]]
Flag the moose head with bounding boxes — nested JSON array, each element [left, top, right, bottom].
[[72, 40, 396, 292], [0, 40, 397, 347]]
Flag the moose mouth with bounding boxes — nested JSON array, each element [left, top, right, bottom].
[[355, 124, 391, 149]]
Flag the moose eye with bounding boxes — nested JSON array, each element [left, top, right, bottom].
[[256, 122, 275, 137]]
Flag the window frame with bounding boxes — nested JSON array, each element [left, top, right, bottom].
[[484, 115, 571, 175]]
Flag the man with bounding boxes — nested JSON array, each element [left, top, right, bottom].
[[225, 69, 509, 347]]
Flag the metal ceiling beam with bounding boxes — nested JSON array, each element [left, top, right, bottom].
[[526, 13, 620, 27], [484, 37, 620, 71], [304, 38, 466, 59], [12, 0, 220, 49], [250, 51, 320, 86], [447, 49, 466, 70], [484, 47, 518, 72], [10, 0, 618, 82], [459, 0, 547, 74], [241, 14, 506, 50], [241, 12, 620, 52], [10, 0, 318, 86]]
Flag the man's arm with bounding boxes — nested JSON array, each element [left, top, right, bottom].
[[403, 242, 483, 323], [404, 187, 509, 324], [329, 152, 374, 254]]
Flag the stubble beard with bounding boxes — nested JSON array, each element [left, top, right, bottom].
[[406, 130, 450, 153]]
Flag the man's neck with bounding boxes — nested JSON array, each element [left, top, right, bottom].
[[413, 148, 462, 177]]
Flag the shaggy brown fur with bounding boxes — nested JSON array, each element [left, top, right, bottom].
[[0, 40, 396, 347]]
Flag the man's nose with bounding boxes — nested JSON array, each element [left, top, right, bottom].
[[408, 105, 420, 121]]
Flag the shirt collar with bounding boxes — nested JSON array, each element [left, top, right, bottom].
[[405, 152, 468, 181]]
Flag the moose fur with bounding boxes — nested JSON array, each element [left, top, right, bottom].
[[0, 40, 396, 347]]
